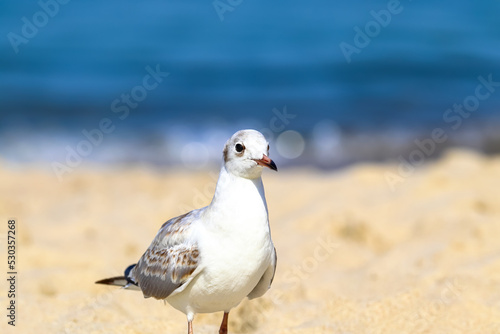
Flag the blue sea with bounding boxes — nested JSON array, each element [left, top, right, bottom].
[[1, 0, 500, 169]]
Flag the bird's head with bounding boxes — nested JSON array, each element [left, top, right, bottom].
[[223, 129, 278, 179]]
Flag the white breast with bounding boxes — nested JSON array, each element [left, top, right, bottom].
[[167, 168, 274, 314]]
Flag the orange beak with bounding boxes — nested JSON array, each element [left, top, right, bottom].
[[254, 154, 278, 171]]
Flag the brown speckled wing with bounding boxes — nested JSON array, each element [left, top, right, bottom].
[[130, 210, 201, 300]]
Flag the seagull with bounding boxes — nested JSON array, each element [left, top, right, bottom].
[[96, 129, 278, 334]]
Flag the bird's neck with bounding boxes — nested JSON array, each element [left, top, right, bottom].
[[208, 166, 268, 220]]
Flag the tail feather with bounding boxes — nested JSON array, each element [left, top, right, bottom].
[[96, 264, 140, 291]]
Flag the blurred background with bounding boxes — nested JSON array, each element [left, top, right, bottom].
[[1, 0, 500, 171], [3, 2, 500, 332]]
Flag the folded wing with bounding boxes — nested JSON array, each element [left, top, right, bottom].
[[130, 210, 202, 300]]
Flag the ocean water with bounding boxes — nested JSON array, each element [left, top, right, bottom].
[[1, 0, 500, 169]]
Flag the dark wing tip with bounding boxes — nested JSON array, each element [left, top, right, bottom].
[[96, 263, 138, 286], [95, 276, 126, 285], [124, 264, 136, 278]]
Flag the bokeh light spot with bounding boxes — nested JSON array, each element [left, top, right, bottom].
[[276, 130, 305, 159]]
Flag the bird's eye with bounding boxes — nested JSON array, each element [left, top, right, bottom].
[[267, 145, 270, 152], [235, 143, 245, 153]]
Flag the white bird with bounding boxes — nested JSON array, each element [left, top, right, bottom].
[[96, 129, 278, 334]]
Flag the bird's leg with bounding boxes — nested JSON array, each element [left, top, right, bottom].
[[219, 312, 229, 334], [188, 320, 193, 334]]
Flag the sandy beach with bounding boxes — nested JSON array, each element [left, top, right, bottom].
[[2, 149, 500, 334]]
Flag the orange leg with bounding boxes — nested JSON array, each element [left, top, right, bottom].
[[219, 312, 229, 334], [188, 320, 193, 334]]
